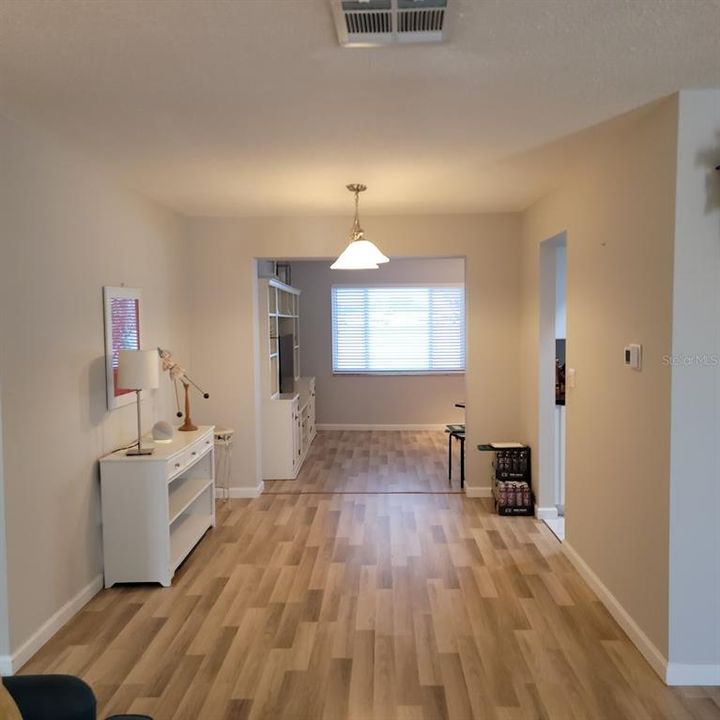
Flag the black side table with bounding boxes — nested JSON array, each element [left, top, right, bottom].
[[445, 424, 466, 489]]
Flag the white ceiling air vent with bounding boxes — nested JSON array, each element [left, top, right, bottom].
[[331, 0, 448, 47]]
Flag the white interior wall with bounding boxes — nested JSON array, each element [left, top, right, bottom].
[[667, 89, 720, 681], [289, 258, 465, 426], [0, 112, 189, 668], [186, 214, 522, 495]]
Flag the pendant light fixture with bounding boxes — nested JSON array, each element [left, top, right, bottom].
[[331, 184, 389, 270]]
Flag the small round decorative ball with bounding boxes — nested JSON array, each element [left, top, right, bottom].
[[152, 420, 175, 444]]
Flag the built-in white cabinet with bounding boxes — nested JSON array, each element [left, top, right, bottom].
[[258, 278, 316, 479], [297, 376, 316, 453], [99, 426, 215, 587]]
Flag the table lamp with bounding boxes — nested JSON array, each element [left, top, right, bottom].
[[118, 349, 159, 455]]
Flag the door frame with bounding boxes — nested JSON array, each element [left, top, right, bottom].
[[536, 232, 566, 518]]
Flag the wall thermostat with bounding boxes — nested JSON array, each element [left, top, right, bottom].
[[624, 344, 642, 370]]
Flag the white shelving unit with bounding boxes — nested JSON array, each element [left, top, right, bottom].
[[258, 278, 316, 480], [99, 426, 215, 587]]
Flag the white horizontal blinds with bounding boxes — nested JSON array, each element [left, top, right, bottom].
[[429, 286, 465, 370], [332, 287, 368, 372], [332, 286, 464, 373], [110, 297, 140, 396]]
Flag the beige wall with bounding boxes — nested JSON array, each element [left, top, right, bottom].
[[0, 88, 715, 682], [186, 214, 522, 492], [0, 395, 9, 659], [520, 97, 679, 657], [289, 258, 465, 426], [668, 89, 720, 672], [0, 86, 714, 682], [0, 113, 189, 659]]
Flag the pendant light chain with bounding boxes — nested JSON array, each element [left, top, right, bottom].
[[349, 183, 365, 242]]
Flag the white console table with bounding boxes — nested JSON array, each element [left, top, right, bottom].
[[99, 425, 215, 588]]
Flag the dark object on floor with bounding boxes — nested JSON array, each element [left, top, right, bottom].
[[1, 675, 152, 720], [445, 424, 465, 489], [555, 359, 566, 405], [478, 444, 534, 516]]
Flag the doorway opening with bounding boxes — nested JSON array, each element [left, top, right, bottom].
[[253, 257, 467, 494], [538, 233, 567, 540]]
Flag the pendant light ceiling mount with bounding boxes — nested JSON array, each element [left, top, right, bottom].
[[331, 183, 390, 270]]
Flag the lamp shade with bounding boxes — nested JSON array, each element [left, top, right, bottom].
[[117, 350, 159, 390], [330, 239, 389, 270]]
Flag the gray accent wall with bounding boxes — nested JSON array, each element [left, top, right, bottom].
[[290, 258, 466, 426]]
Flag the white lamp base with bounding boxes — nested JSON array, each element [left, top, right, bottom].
[[126, 389, 154, 456]]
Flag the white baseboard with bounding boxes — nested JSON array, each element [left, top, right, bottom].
[[666, 663, 720, 686], [6, 574, 103, 674], [536, 506, 559, 520], [562, 541, 668, 682], [316, 423, 447, 432], [216, 483, 264, 499], [464, 486, 492, 498]]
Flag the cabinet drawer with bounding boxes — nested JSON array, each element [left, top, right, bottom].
[[167, 450, 189, 479], [166, 433, 213, 480]]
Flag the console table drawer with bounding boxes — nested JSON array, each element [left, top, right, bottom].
[[166, 432, 213, 481]]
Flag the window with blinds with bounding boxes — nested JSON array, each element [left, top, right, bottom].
[[332, 285, 465, 374]]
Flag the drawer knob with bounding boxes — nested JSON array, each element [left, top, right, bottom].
[[175, 463, 181, 468], [191, 451, 197, 457]]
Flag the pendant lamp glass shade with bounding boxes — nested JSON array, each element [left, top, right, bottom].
[[331, 184, 389, 270], [330, 239, 388, 270]]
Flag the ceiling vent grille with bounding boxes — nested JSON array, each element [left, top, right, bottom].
[[331, 0, 449, 47], [345, 10, 392, 35], [398, 8, 445, 34]]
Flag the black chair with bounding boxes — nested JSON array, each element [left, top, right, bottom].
[[445, 423, 466, 489], [2, 675, 151, 720]]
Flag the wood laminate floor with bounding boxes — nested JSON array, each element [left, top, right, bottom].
[[266, 431, 464, 494], [22, 433, 720, 719]]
